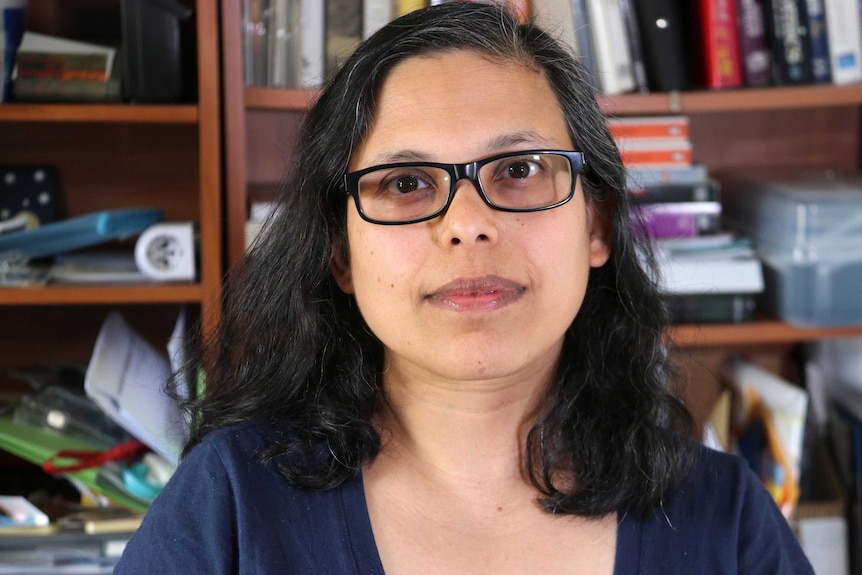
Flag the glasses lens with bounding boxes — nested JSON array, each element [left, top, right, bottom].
[[356, 166, 451, 223], [479, 152, 573, 210]]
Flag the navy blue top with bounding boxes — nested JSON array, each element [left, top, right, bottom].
[[114, 420, 813, 574]]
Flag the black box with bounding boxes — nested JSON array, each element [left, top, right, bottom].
[[120, 0, 194, 102]]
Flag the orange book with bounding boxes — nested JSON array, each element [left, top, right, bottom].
[[607, 115, 689, 140], [617, 138, 692, 166]]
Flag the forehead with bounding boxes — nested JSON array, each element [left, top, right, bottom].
[[350, 50, 573, 169]]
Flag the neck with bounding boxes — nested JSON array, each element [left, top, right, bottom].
[[371, 363, 553, 492]]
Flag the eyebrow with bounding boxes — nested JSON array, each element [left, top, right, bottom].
[[363, 131, 563, 166]]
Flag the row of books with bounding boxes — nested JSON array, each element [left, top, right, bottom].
[[242, 0, 862, 92], [536, 0, 862, 93]]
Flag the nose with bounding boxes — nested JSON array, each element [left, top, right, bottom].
[[435, 178, 499, 246]]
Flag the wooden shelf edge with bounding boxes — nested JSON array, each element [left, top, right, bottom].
[[0, 284, 204, 306], [601, 84, 862, 116], [670, 321, 862, 348], [245, 87, 319, 110], [0, 103, 199, 123], [244, 84, 862, 116]]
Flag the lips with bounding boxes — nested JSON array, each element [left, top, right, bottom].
[[424, 275, 526, 312]]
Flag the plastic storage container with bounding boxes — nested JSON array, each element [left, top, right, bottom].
[[721, 170, 862, 327]]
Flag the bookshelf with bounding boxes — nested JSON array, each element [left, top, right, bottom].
[[219, 2, 862, 435], [0, 0, 222, 371]]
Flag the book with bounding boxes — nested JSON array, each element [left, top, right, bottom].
[[586, 0, 636, 94], [626, 164, 710, 187], [692, 0, 744, 88], [805, 0, 832, 83], [364, 0, 395, 39], [300, 0, 326, 88], [607, 115, 689, 139], [617, 137, 693, 167], [571, 0, 599, 86], [631, 0, 691, 91], [665, 292, 757, 323], [628, 179, 720, 203], [655, 252, 764, 294], [1, 4, 26, 103], [531, 0, 579, 58], [635, 200, 722, 238], [398, 0, 427, 15], [822, 0, 862, 85], [618, 0, 649, 92], [736, 0, 772, 86], [325, 0, 362, 80], [12, 31, 120, 102], [763, 0, 814, 84], [267, 0, 299, 87]]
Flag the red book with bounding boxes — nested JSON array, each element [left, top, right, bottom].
[[696, 0, 744, 88]]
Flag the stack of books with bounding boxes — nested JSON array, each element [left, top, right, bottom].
[[11, 32, 120, 102], [611, 114, 764, 323]]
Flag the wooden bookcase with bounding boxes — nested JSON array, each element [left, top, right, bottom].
[[219, 0, 862, 427], [0, 0, 221, 370]]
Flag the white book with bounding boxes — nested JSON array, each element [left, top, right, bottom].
[[364, 0, 395, 39], [16, 31, 115, 77], [300, 0, 326, 87], [269, 0, 291, 87], [585, 0, 635, 94], [530, 0, 579, 57], [657, 255, 764, 295], [822, 0, 862, 85]]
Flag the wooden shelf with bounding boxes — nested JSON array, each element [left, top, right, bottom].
[[0, 103, 199, 123], [244, 84, 862, 115], [245, 88, 319, 110], [600, 84, 862, 116], [0, 284, 204, 306], [671, 321, 862, 348]]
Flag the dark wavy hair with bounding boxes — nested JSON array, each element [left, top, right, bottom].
[[185, 2, 693, 517]]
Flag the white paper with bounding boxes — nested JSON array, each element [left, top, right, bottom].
[[85, 311, 187, 464]]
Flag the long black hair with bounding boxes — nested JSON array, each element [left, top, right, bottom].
[[186, 2, 692, 517]]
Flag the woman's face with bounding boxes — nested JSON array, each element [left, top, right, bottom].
[[333, 50, 610, 387]]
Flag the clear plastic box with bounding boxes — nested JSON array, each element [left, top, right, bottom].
[[721, 170, 862, 326]]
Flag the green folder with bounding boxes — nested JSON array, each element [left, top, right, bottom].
[[0, 416, 149, 513]]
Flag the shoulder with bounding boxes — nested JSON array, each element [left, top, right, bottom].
[[116, 419, 352, 574], [615, 442, 814, 574]]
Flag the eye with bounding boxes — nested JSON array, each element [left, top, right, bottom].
[[503, 158, 543, 180], [391, 175, 423, 193]]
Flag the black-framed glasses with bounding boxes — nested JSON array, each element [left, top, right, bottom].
[[342, 150, 585, 225]]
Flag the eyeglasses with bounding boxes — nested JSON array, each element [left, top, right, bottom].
[[342, 150, 585, 225]]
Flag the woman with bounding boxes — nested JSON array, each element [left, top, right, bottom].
[[115, 3, 812, 573]]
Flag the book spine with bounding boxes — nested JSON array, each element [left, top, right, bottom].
[[764, 0, 814, 84], [607, 115, 689, 139], [619, 147, 692, 166], [325, 0, 362, 80], [628, 180, 721, 203], [822, 0, 862, 84], [626, 164, 710, 187], [398, 0, 427, 14], [586, 0, 636, 94], [618, 0, 649, 92], [805, 0, 832, 83], [300, 0, 326, 88], [698, 0, 744, 88], [15, 53, 109, 82], [736, 0, 773, 86], [364, 0, 394, 39], [632, 0, 690, 91], [531, 0, 579, 58], [571, 0, 599, 88]]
